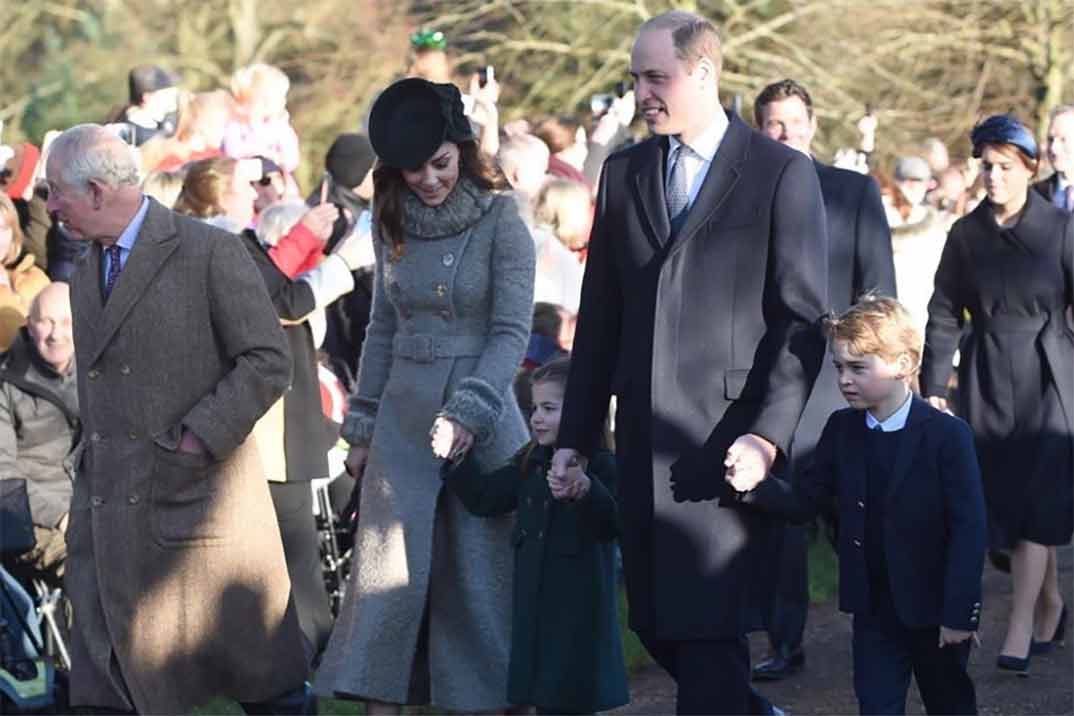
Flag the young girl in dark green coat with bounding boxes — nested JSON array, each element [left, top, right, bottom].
[[442, 357, 629, 714]]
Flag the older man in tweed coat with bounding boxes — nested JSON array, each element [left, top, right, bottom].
[[45, 125, 309, 714]]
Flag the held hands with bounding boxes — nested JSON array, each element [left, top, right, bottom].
[[430, 416, 475, 462], [723, 433, 778, 493], [547, 460, 591, 502], [939, 627, 978, 648]]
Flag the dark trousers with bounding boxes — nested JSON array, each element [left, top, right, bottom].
[[639, 635, 752, 715], [268, 481, 333, 662], [852, 613, 976, 715], [764, 522, 809, 655]]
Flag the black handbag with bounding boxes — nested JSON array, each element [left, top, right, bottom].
[[0, 479, 36, 557]]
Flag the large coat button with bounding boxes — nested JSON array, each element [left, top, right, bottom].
[[91, 497, 104, 507], [120, 365, 131, 375], [442, 253, 455, 267], [88, 369, 100, 380], [435, 283, 447, 297]]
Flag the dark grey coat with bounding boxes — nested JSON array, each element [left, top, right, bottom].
[[559, 112, 829, 640], [793, 161, 896, 467]]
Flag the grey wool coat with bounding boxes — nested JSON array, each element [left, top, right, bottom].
[[65, 199, 308, 714], [316, 179, 535, 710]]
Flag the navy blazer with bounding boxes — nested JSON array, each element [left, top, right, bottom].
[[742, 396, 987, 631]]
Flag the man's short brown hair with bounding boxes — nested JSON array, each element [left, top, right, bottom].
[[753, 79, 814, 128], [825, 294, 923, 374], [640, 11, 723, 75]]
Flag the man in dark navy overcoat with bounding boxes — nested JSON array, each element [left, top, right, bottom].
[[552, 11, 829, 715]]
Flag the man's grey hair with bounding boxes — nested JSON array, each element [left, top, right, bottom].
[[48, 124, 141, 190], [1049, 104, 1074, 125]]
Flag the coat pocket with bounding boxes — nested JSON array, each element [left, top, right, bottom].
[[151, 445, 224, 547]]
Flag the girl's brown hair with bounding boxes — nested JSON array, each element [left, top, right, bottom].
[[518, 355, 572, 473], [530, 355, 571, 391], [373, 139, 503, 260], [0, 193, 26, 266], [173, 156, 238, 218]]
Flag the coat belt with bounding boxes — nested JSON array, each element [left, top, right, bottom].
[[393, 334, 487, 363]]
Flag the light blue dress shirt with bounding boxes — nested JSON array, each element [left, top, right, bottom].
[[102, 197, 150, 293], [865, 392, 913, 432]]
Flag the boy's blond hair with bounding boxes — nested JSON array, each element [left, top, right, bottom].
[[825, 294, 923, 375]]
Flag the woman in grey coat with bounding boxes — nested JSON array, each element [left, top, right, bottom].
[[315, 78, 535, 712]]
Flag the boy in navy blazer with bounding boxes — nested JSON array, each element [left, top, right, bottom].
[[729, 295, 986, 715]]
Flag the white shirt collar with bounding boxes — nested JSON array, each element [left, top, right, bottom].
[[668, 110, 729, 164], [865, 393, 913, 432]]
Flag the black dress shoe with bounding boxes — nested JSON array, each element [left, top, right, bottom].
[[1031, 605, 1068, 655], [752, 650, 805, 681], [997, 652, 1031, 677]]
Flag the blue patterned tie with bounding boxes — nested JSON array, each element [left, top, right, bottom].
[[666, 143, 691, 221], [104, 244, 123, 300]]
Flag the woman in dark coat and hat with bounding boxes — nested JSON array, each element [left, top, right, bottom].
[[314, 78, 535, 712], [921, 114, 1073, 674]]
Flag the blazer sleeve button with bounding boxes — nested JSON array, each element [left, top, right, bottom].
[[853, 538, 862, 548]]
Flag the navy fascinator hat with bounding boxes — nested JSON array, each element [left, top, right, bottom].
[[970, 114, 1037, 161]]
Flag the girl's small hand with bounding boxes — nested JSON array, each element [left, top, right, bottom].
[[547, 463, 590, 501], [430, 416, 474, 462]]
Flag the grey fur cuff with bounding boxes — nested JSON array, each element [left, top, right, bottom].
[[440, 377, 504, 443], [341, 400, 377, 447]]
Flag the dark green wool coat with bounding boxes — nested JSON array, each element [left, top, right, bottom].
[[443, 445, 629, 713]]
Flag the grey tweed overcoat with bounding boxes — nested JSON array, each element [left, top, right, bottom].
[[316, 180, 535, 710], [65, 200, 308, 714]]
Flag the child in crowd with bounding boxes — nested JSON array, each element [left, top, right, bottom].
[[223, 63, 301, 175], [441, 357, 629, 715], [731, 296, 986, 716]]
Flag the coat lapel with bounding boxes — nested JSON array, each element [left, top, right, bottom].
[[666, 111, 746, 259], [884, 396, 930, 503], [74, 243, 105, 352], [86, 200, 180, 368], [632, 136, 672, 250]]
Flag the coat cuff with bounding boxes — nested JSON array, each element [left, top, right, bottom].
[[440, 376, 503, 444], [340, 400, 377, 447]]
